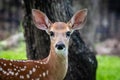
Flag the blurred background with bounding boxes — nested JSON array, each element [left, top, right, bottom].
[[0, 0, 120, 80]]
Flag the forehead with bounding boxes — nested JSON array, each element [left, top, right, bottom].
[[50, 22, 70, 32]]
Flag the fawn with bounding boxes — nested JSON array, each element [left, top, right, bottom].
[[0, 9, 87, 80]]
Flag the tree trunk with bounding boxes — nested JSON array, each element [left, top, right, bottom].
[[23, 0, 97, 80]]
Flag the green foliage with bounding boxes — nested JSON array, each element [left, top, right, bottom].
[[0, 41, 120, 80], [97, 55, 120, 80]]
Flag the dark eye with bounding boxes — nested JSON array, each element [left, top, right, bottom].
[[49, 31, 54, 37], [66, 31, 71, 37]]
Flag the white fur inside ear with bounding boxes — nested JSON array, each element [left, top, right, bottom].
[[36, 24, 48, 30], [45, 16, 49, 25]]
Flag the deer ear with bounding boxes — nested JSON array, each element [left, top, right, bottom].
[[32, 9, 52, 30], [68, 9, 88, 30]]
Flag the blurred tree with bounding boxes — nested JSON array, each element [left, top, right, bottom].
[[23, 0, 97, 80]]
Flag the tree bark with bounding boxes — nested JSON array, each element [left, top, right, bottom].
[[23, 0, 97, 80]]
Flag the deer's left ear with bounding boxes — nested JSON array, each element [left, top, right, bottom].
[[68, 9, 88, 30]]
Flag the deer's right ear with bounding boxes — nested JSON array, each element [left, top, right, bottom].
[[32, 9, 52, 31]]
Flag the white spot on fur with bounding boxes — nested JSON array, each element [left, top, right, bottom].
[[46, 70, 49, 75], [40, 62, 43, 64], [29, 70, 32, 75], [16, 66, 18, 68], [39, 74, 42, 77], [4, 63, 6, 66], [9, 63, 12, 66], [9, 71, 14, 75], [0, 67, 2, 71], [43, 72, 46, 77], [24, 66, 27, 68], [32, 68, 36, 72], [1, 62, 3, 64], [38, 66, 40, 68], [15, 72, 19, 76], [3, 71, 7, 74], [43, 62, 46, 64], [35, 78, 40, 80], [20, 75, 24, 79], [14, 68, 16, 71], [7, 73, 9, 75], [21, 68, 25, 71], [26, 74, 30, 78], [18, 70, 20, 72], [35, 65, 37, 68], [19, 67, 22, 69]]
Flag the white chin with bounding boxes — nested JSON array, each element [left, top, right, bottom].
[[55, 48, 66, 54]]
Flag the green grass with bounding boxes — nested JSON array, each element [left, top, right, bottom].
[[0, 42, 120, 80], [97, 55, 120, 80], [0, 42, 27, 60]]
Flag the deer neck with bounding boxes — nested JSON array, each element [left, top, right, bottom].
[[46, 44, 68, 80]]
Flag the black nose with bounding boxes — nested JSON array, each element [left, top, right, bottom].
[[55, 42, 65, 50]]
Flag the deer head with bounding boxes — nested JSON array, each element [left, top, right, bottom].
[[32, 9, 87, 57]]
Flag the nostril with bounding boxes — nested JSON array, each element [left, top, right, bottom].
[[57, 45, 64, 50], [55, 44, 65, 50]]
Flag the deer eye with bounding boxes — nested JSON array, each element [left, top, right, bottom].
[[49, 31, 54, 37], [66, 31, 71, 37]]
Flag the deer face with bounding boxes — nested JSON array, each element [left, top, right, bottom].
[[48, 22, 71, 55], [32, 9, 87, 55]]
